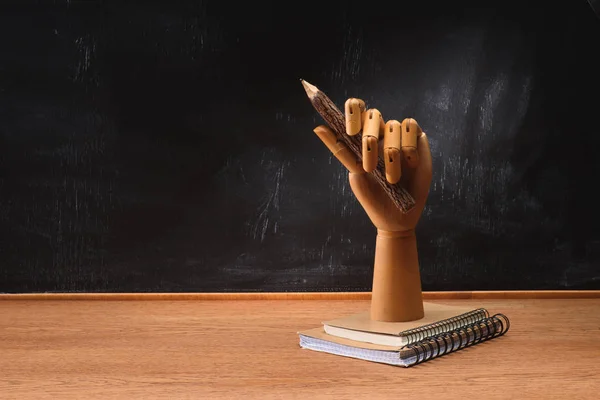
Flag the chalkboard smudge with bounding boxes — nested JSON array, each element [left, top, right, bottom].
[[250, 161, 286, 242]]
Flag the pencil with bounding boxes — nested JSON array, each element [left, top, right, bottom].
[[301, 79, 416, 213]]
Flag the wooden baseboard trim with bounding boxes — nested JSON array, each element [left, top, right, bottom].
[[0, 290, 599, 301]]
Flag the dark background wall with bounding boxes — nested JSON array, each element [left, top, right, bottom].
[[1, 1, 599, 293]]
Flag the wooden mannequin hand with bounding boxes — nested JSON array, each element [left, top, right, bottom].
[[313, 99, 432, 233], [311, 96, 433, 321]]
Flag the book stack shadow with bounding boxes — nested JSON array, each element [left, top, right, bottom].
[[298, 303, 510, 367]]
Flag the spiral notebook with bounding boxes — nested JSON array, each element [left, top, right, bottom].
[[299, 313, 510, 367], [323, 303, 489, 346]]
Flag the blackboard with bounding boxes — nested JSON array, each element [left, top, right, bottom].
[[1, 1, 599, 293]]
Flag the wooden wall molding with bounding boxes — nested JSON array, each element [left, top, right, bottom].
[[1, 290, 599, 300]]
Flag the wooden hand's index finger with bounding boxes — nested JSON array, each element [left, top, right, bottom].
[[344, 98, 366, 136]]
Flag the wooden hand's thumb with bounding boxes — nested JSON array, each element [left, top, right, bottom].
[[349, 172, 405, 228], [313, 125, 364, 174]]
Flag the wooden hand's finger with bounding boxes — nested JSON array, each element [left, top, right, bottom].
[[383, 120, 402, 184], [406, 132, 432, 204], [401, 118, 421, 168], [313, 125, 364, 174], [344, 98, 366, 136], [362, 109, 384, 173]]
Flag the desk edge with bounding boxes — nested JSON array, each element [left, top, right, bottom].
[[1, 290, 600, 300]]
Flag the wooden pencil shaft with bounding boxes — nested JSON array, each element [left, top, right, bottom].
[[302, 81, 416, 213]]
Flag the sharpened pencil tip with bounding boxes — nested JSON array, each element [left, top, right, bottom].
[[301, 79, 318, 98]]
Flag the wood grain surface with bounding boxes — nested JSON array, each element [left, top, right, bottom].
[[1, 299, 599, 399]]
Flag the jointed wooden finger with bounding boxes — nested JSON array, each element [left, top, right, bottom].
[[344, 98, 366, 136], [362, 109, 384, 173], [313, 125, 363, 174], [300, 79, 417, 213], [383, 120, 402, 184], [401, 118, 421, 168]]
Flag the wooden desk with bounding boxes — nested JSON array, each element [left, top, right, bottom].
[[1, 298, 599, 399]]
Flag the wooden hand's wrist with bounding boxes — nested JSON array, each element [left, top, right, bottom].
[[376, 229, 415, 239], [371, 228, 423, 322]]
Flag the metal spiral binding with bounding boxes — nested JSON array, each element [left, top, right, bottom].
[[402, 313, 510, 367], [402, 308, 490, 344]]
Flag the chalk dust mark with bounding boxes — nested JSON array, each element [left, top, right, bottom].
[[73, 35, 97, 85], [425, 84, 452, 111], [480, 73, 507, 135], [250, 161, 286, 242], [331, 18, 364, 85]]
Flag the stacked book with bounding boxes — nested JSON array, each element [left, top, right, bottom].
[[298, 303, 510, 367]]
